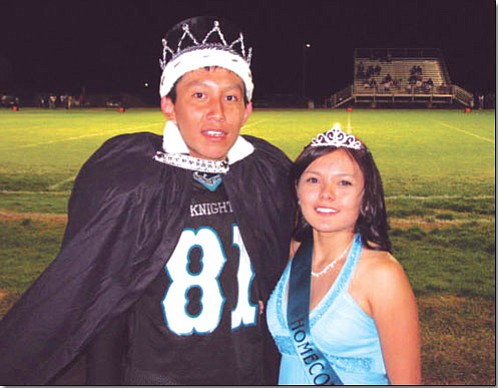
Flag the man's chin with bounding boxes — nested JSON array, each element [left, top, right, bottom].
[[191, 143, 235, 161], [191, 151, 230, 161]]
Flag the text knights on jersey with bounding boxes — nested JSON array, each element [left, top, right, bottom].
[[190, 201, 234, 217]]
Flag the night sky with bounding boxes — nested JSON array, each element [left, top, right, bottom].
[[0, 0, 495, 102]]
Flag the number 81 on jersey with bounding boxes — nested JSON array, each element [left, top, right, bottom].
[[163, 225, 257, 335]]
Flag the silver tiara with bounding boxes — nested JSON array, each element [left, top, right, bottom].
[[159, 19, 252, 71], [310, 125, 362, 150]]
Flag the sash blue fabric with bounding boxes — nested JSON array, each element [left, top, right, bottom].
[[287, 238, 343, 385]]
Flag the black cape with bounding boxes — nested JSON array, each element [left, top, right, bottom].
[[0, 132, 295, 384]]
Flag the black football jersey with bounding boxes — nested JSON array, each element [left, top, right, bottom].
[[125, 174, 264, 385]]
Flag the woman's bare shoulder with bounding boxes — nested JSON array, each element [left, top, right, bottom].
[[359, 247, 407, 283]]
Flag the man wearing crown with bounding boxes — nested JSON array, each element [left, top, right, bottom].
[[0, 16, 294, 385]]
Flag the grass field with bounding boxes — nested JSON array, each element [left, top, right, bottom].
[[0, 107, 495, 384]]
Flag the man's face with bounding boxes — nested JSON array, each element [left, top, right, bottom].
[[161, 67, 252, 161]]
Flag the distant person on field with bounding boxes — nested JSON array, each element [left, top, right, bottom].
[[0, 15, 294, 385], [478, 94, 484, 109], [66, 94, 73, 109], [49, 93, 57, 109], [266, 125, 421, 385]]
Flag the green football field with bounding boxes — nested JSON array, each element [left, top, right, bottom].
[[0, 107, 495, 294], [0, 107, 495, 384], [0, 107, 494, 196]]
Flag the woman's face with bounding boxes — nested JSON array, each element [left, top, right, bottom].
[[297, 149, 365, 236]]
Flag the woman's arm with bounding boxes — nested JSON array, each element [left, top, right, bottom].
[[369, 255, 422, 385], [289, 239, 301, 260]]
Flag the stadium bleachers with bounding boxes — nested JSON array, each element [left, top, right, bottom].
[[329, 48, 472, 108], [355, 59, 448, 92]]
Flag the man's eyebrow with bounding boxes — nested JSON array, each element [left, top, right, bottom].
[[183, 79, 244, 91]]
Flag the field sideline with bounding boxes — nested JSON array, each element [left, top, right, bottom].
[[0, 107, 495, 384]]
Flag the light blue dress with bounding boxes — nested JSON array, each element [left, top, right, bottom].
[[266, 235, 389, 385]]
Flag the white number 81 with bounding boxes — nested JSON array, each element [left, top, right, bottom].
[[163, 225, 257, 335]]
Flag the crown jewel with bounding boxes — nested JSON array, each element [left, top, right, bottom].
[[311, 125, 363, 150], [159, 19, 252, 70]]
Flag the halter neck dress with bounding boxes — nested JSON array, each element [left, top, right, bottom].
[[266, 234, 389, 385]]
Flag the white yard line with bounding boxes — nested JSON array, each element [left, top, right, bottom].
[[385, 194, 494, 200], [12, 120, 262, 150], [241, 120, 267, 129], [13, 123, 163, 149], [1, 190, 71, 195], [48, 176, 77, 190], [431, 120, 495, 144], [1, 190, 493, 201]]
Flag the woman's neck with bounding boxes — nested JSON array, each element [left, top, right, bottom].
[[312, 231, 356, 266]]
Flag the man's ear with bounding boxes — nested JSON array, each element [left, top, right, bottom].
[[241, 102, 253, 126], [160, 96, 176, 121]]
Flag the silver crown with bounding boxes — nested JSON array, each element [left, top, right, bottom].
[[311, 124, 363, 150], [159, 20, 252, 71]]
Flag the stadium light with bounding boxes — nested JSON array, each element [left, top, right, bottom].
[[302, 43, 311, 98]]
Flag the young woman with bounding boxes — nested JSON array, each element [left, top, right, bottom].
[[267, 126, 421, 385]]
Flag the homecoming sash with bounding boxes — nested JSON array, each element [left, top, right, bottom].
[[287, 238, 343, 385]]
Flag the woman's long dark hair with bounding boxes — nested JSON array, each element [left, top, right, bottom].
[[292, 142, 392, 253]]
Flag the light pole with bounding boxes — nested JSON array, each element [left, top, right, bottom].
[[301, 43, 311, 98]]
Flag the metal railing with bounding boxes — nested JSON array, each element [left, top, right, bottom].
[[329, 84, 473, 108], [452, 85, 474, 106], [328, 85, 353, 108]]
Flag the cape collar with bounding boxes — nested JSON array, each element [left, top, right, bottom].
[[161, 120, 254, 165]]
